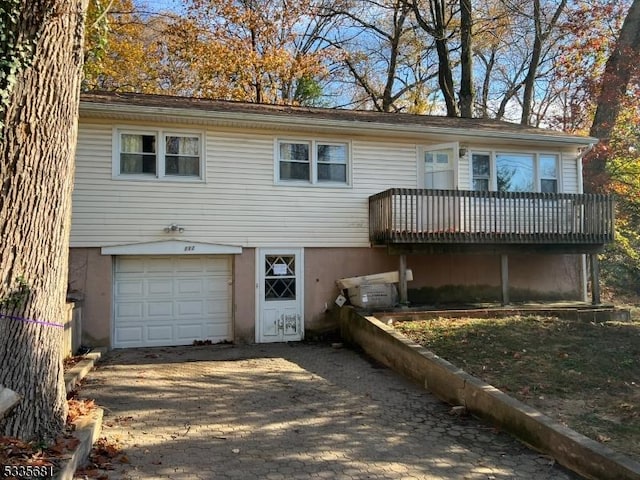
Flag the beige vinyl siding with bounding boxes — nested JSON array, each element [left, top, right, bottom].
[[561, 154, 579, 194], [457, 152, 471, 190], [352, 140, 416, 190], [71, 122, 417, 248]]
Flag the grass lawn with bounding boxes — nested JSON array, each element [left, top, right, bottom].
[[393, 312, 640, 460]]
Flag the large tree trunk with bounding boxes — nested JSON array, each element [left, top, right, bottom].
[[0, 0, 87, 442], [585, 0, 640, 193], [458, 0, 473, 118], [412, 0, 459, 117], [520, 0, 567, 126]]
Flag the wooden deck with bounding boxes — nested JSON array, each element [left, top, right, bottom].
[[369, 188, 614, 253]]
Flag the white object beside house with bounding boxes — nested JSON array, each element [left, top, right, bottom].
[[336, 270, 414, 290]]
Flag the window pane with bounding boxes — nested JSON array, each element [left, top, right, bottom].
[[164, 135, 200, 177], [473, 178, 489, 191], [121, 134, 155, 154], [280, 161, 309, 180], [540, 155, 557, 179], [496, 153, 534, 192], [472, 154, 490, 177], [424, 152, 434, 164], [120, 133, 156, 175], [265, 255, 296, 301], [436, 152, 449, 164], [166, 156, 200, 176], [120, 154, 156, 174], [317, 144, 346, 163], [541, 179, 557, 193], [166, 136, 199, 156], [280, 142, 309, 161], [472, 153, 490, 191], [279, 142, 310, 181], [265, 278, 296, 300], [318, 163, 347, 182]]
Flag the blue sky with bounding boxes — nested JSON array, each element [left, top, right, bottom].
[[135, 0, 184, 14]]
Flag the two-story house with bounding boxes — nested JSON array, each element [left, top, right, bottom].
[[69, 92, 613, 348]]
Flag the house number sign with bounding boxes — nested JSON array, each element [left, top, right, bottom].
[[184, 246, 195, 252]]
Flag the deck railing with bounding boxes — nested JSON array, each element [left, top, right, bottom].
[[369, 188, 615, 245]]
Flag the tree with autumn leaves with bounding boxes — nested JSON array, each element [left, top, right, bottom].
[[545, 0, 640, 294], [84, 0, 338, 104]]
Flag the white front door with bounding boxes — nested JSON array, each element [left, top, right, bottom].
[[256, 248, 304, 343], [419, 143, 459, 231], [420, 143, 457, 189]]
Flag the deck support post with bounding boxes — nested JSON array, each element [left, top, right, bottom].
[[590, 254, 601, 305], [500, 254, 510, 306], [399, 254, 408, 307]]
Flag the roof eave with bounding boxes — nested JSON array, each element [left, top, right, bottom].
[[79, 100, 598, 147]]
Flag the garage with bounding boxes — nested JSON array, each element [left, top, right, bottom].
[[113, 255, 232, 348]]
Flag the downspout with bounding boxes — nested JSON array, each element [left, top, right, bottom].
[[576, 143, 596, 302], [576, 143, 596, 194]]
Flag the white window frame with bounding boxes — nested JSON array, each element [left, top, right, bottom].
[[113, 127, 205, 182], [470, 151, 492, 191], [539, 153, 559, 193], [469, 149, 562, 193], [275, 138, 351, 186]]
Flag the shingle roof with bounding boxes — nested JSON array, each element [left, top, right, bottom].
[[80, 91, 595, 143]]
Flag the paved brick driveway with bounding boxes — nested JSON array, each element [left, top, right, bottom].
[[78, 343, 579, 479]]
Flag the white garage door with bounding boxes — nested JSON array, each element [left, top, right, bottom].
[[113, 255, 232, 348]]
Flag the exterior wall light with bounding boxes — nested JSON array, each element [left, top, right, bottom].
[[164, 224, 185, 233]]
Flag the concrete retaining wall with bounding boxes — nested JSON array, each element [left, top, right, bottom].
[[339, 307, 640, 480]]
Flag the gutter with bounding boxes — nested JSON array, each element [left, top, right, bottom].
[[79, 101, 599, 147]]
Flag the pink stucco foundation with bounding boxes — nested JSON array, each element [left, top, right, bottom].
[[69, 247, 582, 347]]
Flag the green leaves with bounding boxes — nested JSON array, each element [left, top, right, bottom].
[[0, 276, 31, 311], [0, 0, 49, 136]]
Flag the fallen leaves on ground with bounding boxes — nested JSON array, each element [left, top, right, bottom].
[[0, 396, 100, 474], [75, 437, 129, 478], [68, 398, 97, 423], [64, 355, 84, 371], [0, 435, 65, 472]]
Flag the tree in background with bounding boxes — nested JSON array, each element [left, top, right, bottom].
[[586, 0, 640, 193], [409, 0, 460, 116], [327, 0, 438, 112], [84, 0, 174, 93], [168, 0, 334, 104], [82, 0, 608, 123], [599, 99, 640, 296], [581, 0, 640, 297], [0, 0, 87, 441], [85, 0, 339, 104]]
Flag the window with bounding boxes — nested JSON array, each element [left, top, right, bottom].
[[540, 154, 558, 193], [277, 139, 349, 185], [470, 151, 559, 193], [165, 135, 201, 176], [279, 142, 310, 181], [496, 153, 534, 192], [115, 129, 203, 180], [317, 143, 347, 183], [120, 133, 156, 174], [471, 153, 490, 191]]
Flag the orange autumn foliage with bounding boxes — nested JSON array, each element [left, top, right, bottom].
[[84, 0, 331, 104]]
